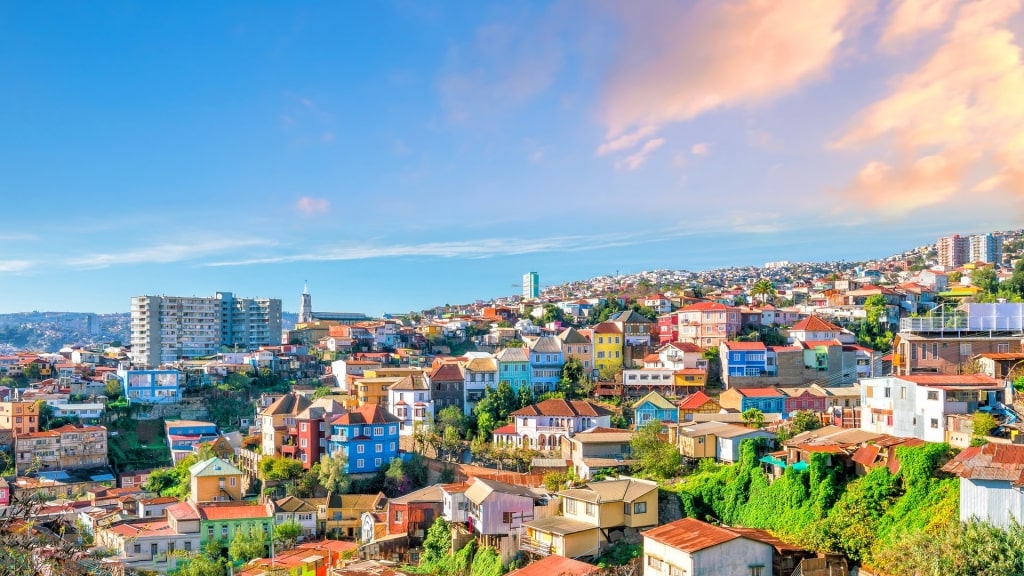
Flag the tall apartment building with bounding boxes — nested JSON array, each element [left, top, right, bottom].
[[969, 233, 1003, 265], [937, 234, 970, 268], [130, 293, 281, 368], [523, 272, 540, 300], [0, 400, 40, 438]]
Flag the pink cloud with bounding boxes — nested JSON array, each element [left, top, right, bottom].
[[296, 196, 330, 215], [690, 142, 711, 157], [599, 0, 865, 138], [617, 138, 665, 170], [595, 126, 658, 156], [834, 0, 1024, 214], [878, 0, 957, 49]]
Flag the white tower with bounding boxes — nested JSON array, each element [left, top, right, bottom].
[[299, 282, 313, 324]]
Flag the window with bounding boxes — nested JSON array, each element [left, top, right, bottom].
[[634, 501, 647, 514], [669, 565, 685, 576], [221, 525, 228, 538], [927, 390, 938, 400], [301, 422, 307, 432], [230, 477, 236, 487], [375, 443, 383, 453], [647, 556, 663, 570], [502, 511, 514, 524], [931, 418, 939, 429], [151, 543, 158, 556], [998, 343, 1011, 353], [207, 525, 214, 539], [933, 343, 939, 358], [184, 541, 191, 552], [960, 343, 972, 356], [586, 502, 597, 516], [357, 458, 365, 468], [374, 426, 384, 436], [394, 510, 403, 523], [624, 502, 631, 515], [564, 499, 577, 514], [884, 388, 891, 398], [357, 445, 365, 453], [749, 566, 764, 576], [899, 387, 906, 400], [375, 458, 382, 467]]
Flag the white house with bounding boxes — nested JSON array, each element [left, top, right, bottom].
[[642, 517, 775, 576], [441, 482, 470, 524], [387, 375, 434, 436], [943, 442, 1024, 528], [52, 403, 105, 420], [494, 399, 613, 452], [654, 342, 707, 370], [860, 374, 1006, 443]]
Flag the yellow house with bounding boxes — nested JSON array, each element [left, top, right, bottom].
[[556, 477, 658, 549], [352, 376, 403, 408], [670, 422, 719, 459], [521, 516, 602, 558], [592, 322, 623, 375], [673, 368, 707, 394], [188, 457, 244, 504]]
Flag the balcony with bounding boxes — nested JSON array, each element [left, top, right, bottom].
[[330, 434, 348, 443], [519, 537, 552, 556]]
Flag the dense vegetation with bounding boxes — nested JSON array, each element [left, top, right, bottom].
[[670, 440, 962, 571], [413, 519, 504, 576]]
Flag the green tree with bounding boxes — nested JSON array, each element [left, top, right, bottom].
[[864, 294, 889, 326], [972, 266, 999, 295], [440, 425, 462, 462], [516, 384, 534, 408], [542, 305, 566, 326], [273, 519, 302, 550], [228, 525, 267, 562], [420, 518, 452, 568], [630, 421, 681, 479], [791, 410, 823, 434], [741, 408, 765, 429], [558, 357, 590, 400], [543, 470, 571, 492], [21, 363, 41, 382], [597, 362, 622, 382], [311, 386, 333, 400], [436, 405, 469, 438], [973, 412, 998, 440], [104, 378, 122, 401], [174, 552, 227, 576], [318, 450, 351, 495], [259, 456, 304, 482], [384, 458, 410, 497]]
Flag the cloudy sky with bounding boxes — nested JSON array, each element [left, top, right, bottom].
[[1, 0, 1022, 314]]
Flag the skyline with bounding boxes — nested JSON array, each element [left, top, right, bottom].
[[1, 1, 1023, 314]]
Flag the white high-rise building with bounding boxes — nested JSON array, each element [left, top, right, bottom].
[[969, 233, 1003, 265], [937, 235, 970, 268], [130, 293, 282, 368], [523, 272, 540, 300]]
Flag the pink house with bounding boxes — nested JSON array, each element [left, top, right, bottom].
[[676, 302, 741, 348]]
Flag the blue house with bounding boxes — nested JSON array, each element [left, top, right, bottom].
[[495, 347, 532, 393], [116, 365, 181, 404], [527, 336, 565, 394], [327, 404, 399, 474], [720, 341, 772, 388], [722, 387, 787, 415], [633, 391, 679, 429], [165, 420, 219, 463]]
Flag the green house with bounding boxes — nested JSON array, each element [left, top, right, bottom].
[[197, 501, 273, 549]]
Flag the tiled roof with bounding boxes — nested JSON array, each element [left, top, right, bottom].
[[659, 342, 704, 354], [510, 399, 612, 418], [557, 328, 592, 345], [491, 424, 517, 435], [677, 391, 716, 410], [680, 301, 731, 312], [592, 322, 622, 334], [261, 392, 312, 417], [332, 404, 399, 425], [108, 519, 178, 538], [734, 387, 784, 398], [198, 502, 272, 521], [790, 315, 841, 332], [642, 518, 742, 553], [722, 341, 767, 351], [429, 363, 464, 381], [166, 501, 200, 521]]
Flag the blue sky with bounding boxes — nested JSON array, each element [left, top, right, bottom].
[[1, 1, 1022, 314]]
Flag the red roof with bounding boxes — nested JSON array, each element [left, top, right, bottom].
[[166, 502, 200, 521], [331, 403, 400, 425], [897, 374, 1000, 386], [681, 302, 733, 312], [510, 399, 613, 418], [508, 555, 600, 576], [643, 518, 742, 553], [592, 322, 622, 334], [428, 363, 463, 381], [734, 387, 783, 398], [723, 341, 766, 351], [942, 442, 1024, 484], [678, 391, 716, 410], [198, 502, 271, 521], [790, 315, 841, 332], [492, 424, 517, 435], [802, 339, 843, 348], [662, 342, 704, 353]]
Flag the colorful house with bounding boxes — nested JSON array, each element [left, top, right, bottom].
[[326, 404, 400, 474], [718, 387, 787, 415], [198, 501, 274, 551], [527, 336, 565, 394], [496, 347, 532, 393], [633, 391, 679, 429], [720, 341, 769, 388], [677, 391, 721, 422], [558, 328, 594, 376], [165, 420, 219, 464], [592, 322, 623, 375], [188, 457, 244, 504]]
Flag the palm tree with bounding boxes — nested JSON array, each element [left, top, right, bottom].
[[751, 279, 776, 305]]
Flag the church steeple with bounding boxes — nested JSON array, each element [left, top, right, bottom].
[[299, 281, 312, 324]]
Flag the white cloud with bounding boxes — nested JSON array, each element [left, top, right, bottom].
[[595, 126, 658, 156], [0, 260, 33, 273], [66, 238, 276, 270]]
